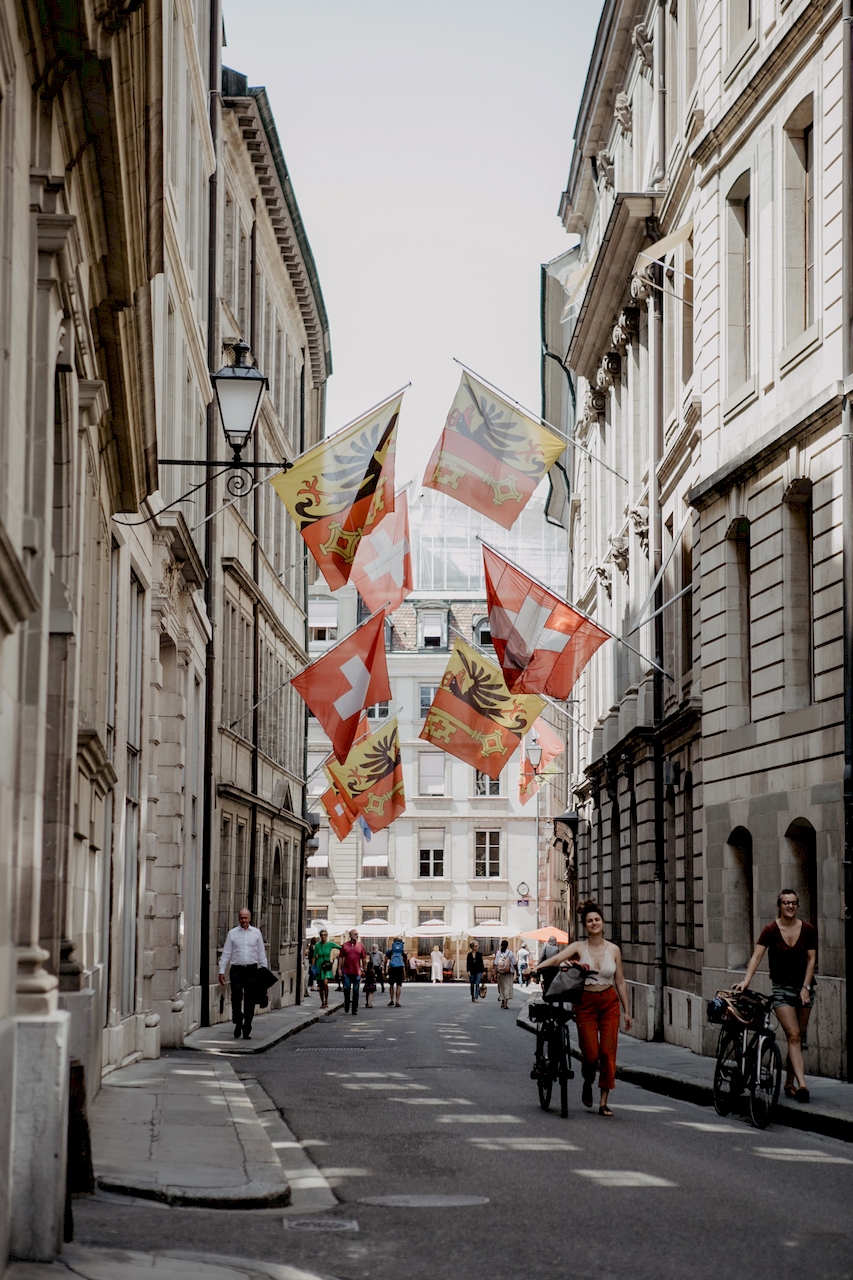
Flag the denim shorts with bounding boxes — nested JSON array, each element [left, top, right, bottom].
[[770, 983, 815, 1010]]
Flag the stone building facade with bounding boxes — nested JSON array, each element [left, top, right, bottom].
[[0, 4, 327, 1264], [548, 0, 847, 1076], [305, 491, 568, 965]]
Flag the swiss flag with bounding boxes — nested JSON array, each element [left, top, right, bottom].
[[292, 613, 391, 763], [350, 490, 413, 614], [321, 783, 358, 841], [483, 544, 609, 699]]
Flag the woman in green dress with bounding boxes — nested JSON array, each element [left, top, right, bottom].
[[312, 930, 339, 1009]]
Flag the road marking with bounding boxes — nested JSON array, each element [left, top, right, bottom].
[[574, 1170, 676, 1187], [673, 1122, 741, 1132], [447, 1050, 475, 1055], [319, 1166, 373, 1178], [359, 1194, 488, 1208], [436, 1114, 523, 1124], [754, 1148, 853, 1164], [610, 1104, 675, 1112], [390, 1097, 473, 1106], [341, 1082, 427, 1091], [469, 1137, 580, 1152]]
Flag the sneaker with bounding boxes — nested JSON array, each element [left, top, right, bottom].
[[233, 1026, 242, 1039], [243, 1032, 251, 1040]]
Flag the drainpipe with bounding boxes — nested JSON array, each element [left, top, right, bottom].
[[651, 0, 666, 1042], [295, 357, 309, 1005], [248, 205, 260, 915], [841, 0, 853, 1081], [200, 0, 222, 1027]]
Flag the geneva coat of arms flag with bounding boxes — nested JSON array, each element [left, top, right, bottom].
[[350, 488, 413, 615], [518, 717, 565, 805], [420, 638, 545, 780], [423, 372, 564, 529], [269, 394, 401, 590], [326, 718, 406, 834], [291, 613, 391, 764], [483, 544, 609, 699]]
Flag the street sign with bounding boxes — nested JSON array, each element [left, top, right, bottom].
[[517, 898, 529, 906]]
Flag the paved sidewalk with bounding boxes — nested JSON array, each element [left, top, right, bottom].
[[91, 1058, 290, 1208], [184, 996, 343, 1055], [516, 993, 853, 1143], [5, 1245, 332, 1279]]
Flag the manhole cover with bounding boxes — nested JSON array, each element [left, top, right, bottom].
[[293, 1046, 367, 1052], [358, 1195, 488, 1208], [283, 1218, 359, 1232]]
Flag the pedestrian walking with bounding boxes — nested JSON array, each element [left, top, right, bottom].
[[307, 939, 317, 991], [733, 888, 817, 1103], [467, 940, 485, 1002], [494, 939, 516, 1008], [218, 908, 268, 1041], [369, 944, 386, 992], [339, 929, 368, 1015], [386, 937, 407, 1006], [364, 961, 377, 1008], [516, 942, 531, 986], [312, 929, 339, 1009], [430, 944, 446, 984], [538, 935, 562, 995], [532, 901, 632, 1116], [408, 952, 419, 982]]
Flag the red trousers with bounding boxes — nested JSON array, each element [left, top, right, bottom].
[[575, 986, 620, 1091]]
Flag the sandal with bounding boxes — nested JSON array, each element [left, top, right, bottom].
[[598, 1105, 614, 1117], [783, 1084, 797, 1100], [581, 1081, 593, 1109], [795, 1087, 810, 1103]]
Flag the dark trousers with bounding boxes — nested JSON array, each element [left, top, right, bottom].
[[230, 965, 258, 1034], [343, 973, 361, 1013]]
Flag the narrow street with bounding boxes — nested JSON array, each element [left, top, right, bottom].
[[73, 987, 852, 1280]]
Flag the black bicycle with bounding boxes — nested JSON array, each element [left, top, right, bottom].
[[529, 1001, 575, 1118], [709, 990, 782, 1129]]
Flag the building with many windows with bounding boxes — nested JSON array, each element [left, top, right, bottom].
[[548, 0, 848, 1076], [305, 490, 567, 971]]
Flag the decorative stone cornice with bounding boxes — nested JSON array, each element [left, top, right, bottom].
[[594, 564, 612, 600], [580, 386, 607, 430], [632, 22, 653, 71], [629, 505, 649, 555], [611, 308, 640, 349], [596, 351, 622, 392], [597, 150, 615, 189], [630, 269, 655, 302], [609, 534, 629, 577]]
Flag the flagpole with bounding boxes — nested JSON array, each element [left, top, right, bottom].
[[313, 383, 411, 448], [478, 538, 673, 683], [453, 357, 628, 485]]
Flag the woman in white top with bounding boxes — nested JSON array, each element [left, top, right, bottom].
[[532, 900, 632, 1116], [430, 945, 447, 984]]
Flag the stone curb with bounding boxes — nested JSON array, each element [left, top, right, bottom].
[[516, 1012, 853, 1144], [94, 1176, 291, 1210], [184, 999, 344, 1055]]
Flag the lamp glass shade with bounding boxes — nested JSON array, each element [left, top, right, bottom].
[[526, 743, 543, 769], [212, 365, 267, 450]]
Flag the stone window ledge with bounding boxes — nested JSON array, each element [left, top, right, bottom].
[[724, 25, 759, 86], [779, 320, 821, 379], [722, 374, 758, 423]]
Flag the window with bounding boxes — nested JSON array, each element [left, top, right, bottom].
[[475, 770, 500, 797], [121, 573, 145, 1015], [362, 829, 390, 877], [475, 830, 500, 878], [782, 479, 813, 709], [307, 907, 329, 925], [680, 528, 694, 681], [306, 751, 327, 797], [308, 599, 338, 647], [474, 618, 493, 648], [418, 609, 447, 649], [420, 685, 440, 716], [783, 101, 816, 347], [418, 753, 445, 796], [307, 829, 330, 878], [474, 906, 502, 955], [419, 828, 445, 877], [727, 0, 755, 58], [418, 907, 444, 956], [727, 517, 751, 723], [362, 906, 388, 922], [726, 173, 752, 394], [724, 826, 754, 968], [366, 701, 390, 719]]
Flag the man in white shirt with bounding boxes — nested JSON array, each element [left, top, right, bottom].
[[218, 908, 268, 1040]]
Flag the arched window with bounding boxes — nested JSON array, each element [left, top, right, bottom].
[[724, 826, 753, 969], [783, 818, 817, 925], [474, 617, 493, 649]]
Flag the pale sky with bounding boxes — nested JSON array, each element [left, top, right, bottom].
[[221, 1, 603, 485]]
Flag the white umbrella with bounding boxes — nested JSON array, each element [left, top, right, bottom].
[[465, 921, 509, 939], [409, 919, 453, 938], [306, 920, 352, 938], [356, 918, 393, 937]]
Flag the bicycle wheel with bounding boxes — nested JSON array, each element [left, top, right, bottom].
[[713, 1028, 740, 1116], [536, 1029, 553, 1110], [749, 1035, 782, 1129], [558, 1026, 569, 1118]]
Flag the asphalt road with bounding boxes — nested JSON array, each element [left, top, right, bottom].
[[76, 984, 853, 1280]]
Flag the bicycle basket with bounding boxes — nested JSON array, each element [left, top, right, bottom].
[[711, 989, 765, 1027], [706, 994, 728, 1024], [527, 1000, 572, 1025]]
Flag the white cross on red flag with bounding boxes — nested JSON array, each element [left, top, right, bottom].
[[483, 544, 609, 699], [350, 489, 413, 615], [291, 613, 391, 763]]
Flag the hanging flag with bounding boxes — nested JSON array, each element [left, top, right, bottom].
[[483, 544, 609, 698], [320, 782, 358, 842], [518, 718, 565, 806], [291, 613, 390, 763], [326, 718, 406, 833], [350, 489, 413, 614], [269, 395, 402, 590], [420, 638, 545, 780], [423, 371, 564, 529]]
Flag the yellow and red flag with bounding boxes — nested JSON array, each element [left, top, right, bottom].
[[320, 780, 359, 842], [518, 717, 565, 805], [483, 544, 609, 698], [291, 614, 390, 763], [423, 372, 564, 529], [420, 638, 544, 780], [350, 488, 413, 615], [326, 718, 405, 833], [270, 395, 401, 590]]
